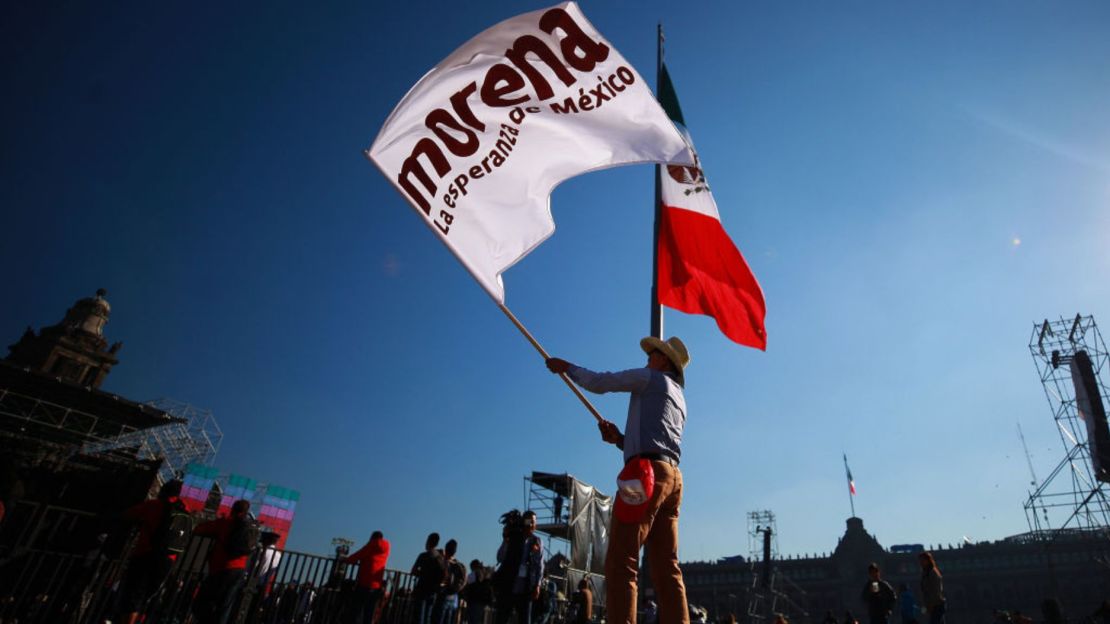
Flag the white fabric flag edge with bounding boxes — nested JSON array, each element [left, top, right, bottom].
[[367, 2, 694, 303]]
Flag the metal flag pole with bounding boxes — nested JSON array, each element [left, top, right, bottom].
[[843, 453, 857, 517], [363, 149, 603, 424], [498, 303, 604, 423], [649, 22, 665, 340]]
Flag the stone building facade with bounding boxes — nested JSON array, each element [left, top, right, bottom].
[[0, 290, 178, 553], [681, 517, 1109, 623]]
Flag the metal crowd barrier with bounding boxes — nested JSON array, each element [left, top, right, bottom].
[[0, 501, 573, 624], [0, 533, 426, 624]]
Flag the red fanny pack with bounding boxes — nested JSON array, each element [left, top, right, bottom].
[[614, 458, 655, 523]]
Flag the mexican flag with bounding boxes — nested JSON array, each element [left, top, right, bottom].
[[844, 453, 857, 495], [656, 63, 767, 350]]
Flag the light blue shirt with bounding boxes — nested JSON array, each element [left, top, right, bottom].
[[567, 365, 686, 464]]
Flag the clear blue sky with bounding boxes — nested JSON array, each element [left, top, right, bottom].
[[3, 1, 1109, 568]]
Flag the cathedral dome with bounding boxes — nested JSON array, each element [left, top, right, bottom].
[[63, 289, 111, 337]]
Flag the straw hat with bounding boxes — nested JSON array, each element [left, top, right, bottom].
[[639, 336, 690, 382]]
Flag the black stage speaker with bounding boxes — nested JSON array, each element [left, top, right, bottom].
[[1069, 350, 1110, 483]]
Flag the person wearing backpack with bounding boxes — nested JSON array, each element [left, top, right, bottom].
[[116, 479, 190, 624], [434, 539, 467, 624], [193, 499, 257, 624], [411, 532, 448, 624]]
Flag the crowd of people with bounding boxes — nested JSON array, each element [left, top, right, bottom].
[[400, 512, 599, 624], [103, 479, 603, 624], [21, 333, 1110, 624], [3, 333, 696, 624], [95, 484, 1110, 624], [112, 480, 267, 624]]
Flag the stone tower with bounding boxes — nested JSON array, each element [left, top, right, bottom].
[[6, 289, 123, 388]]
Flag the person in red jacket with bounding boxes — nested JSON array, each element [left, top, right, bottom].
[[117, 479, 187, 624], [192, 499, 253, 624], [345, 531, 391, 624]]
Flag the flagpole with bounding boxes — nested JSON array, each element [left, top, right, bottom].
[[498, 303, 604, 423], [649, 22, 664, 340], [843, 453, 857, 518], [363, 149, 605, 425]]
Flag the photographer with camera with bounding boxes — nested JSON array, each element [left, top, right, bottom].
[[492, 510, 544, 624], [546, 336, 691, 624]]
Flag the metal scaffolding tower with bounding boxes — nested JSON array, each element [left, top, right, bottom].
[[745, 511, 809, 624], [83, 398, 222, 483], [747, 510, 778, 564], [1025, 314, 1110, 533], [140, 398, 222, 482], [1, 387, 143, 448], [525, 472, 610, 609]]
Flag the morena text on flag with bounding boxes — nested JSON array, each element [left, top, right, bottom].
[[369, 2, 693, 302], [395, 7, 626, 226]]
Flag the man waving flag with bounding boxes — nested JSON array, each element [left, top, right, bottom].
[[655, 63, 767, 349]]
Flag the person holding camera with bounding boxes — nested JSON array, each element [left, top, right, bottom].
[[546, 336, 691, 624], [493, 510, 544, 624]]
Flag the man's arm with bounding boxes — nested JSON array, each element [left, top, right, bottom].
[[546, 359, 650, 395], [545, 359, 643, 448], [346, 543, 369, 564], [530, 536, 544, 600]]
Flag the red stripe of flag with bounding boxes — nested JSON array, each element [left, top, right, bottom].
[[658, 205, 767, 349]]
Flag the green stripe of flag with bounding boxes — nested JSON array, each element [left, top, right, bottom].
[[658, 63, 685, 126]]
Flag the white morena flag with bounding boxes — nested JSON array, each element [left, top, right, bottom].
[[368, 2, 693, 302]]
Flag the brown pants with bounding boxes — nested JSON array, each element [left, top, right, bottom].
[[605, 461, 688, 624]]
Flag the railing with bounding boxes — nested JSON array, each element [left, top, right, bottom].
[[0, 501, 577, 624], [0, 534, 428, 624]]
